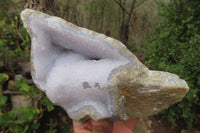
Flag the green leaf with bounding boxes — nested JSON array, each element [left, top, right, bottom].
[[19, 83, 30, 95], [0, 73, 9, 85], [41, 95, 56, 111], [22, 125, 29, 133], [17, 107, 40, 122], [0, 95, 8, 109]]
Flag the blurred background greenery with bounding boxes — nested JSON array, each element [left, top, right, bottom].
[[0, 0, 199, 132]]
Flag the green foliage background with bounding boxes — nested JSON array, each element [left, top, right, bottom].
[[0, 1, 30, 72], [0, 77, 61, 133], [0, 0, 200, 131], [0, 2, 71, 131], [144, 0, 200, 128]]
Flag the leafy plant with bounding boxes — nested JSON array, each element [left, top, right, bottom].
[[143, 0, 200, 129], [45, 119, 58, 133], [0, 73, 9, 85], [126, 43, 138, 53], [0, 7, 30, 72], [0, 73, 9, 94], [0, 76, 60, 132], [41, 95, 56, 112], [0, 95, 8, 113], [0, 105, 40, 133]]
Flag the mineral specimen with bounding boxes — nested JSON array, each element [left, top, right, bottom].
[[21, 9, 189, 125]]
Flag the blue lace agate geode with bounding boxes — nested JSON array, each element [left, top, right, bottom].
[[21, 9, 189, 125]]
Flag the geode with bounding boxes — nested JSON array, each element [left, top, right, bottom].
[[21, 9, 189, 125]]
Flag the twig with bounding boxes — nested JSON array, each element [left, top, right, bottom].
[[113, 0, 130, 15], [4, 128, 10, 133], [3, 90, 21, 95], [127, 0, 136, 23], [135, 0, 147, 8]]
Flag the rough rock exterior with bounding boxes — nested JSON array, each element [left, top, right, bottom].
[[21, 9, 189, 125]]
